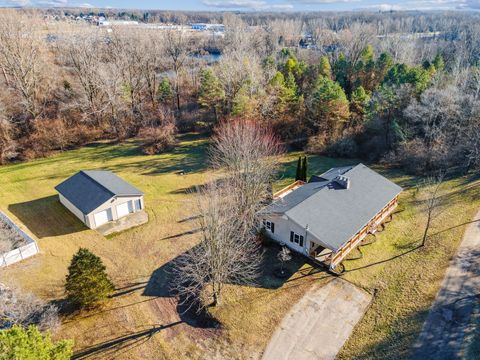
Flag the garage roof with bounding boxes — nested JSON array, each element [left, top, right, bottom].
[[265, 164, 402, 251], [55, 170, 143, 214]]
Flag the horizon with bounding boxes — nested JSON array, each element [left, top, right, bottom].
[[1, 0, 480, 12]]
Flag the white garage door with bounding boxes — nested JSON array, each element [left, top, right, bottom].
[[116, 201, 133, 219], [94, 208, 113, 227]]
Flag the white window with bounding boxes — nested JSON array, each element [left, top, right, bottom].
[[290, 231, 304, 247], [262, 219, 275, 233]]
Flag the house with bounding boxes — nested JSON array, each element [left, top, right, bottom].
[[55, 171, 145, 230], [261, 164, 402, 271]]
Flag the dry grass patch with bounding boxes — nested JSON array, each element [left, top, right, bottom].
[[1, 135, 478, 359], [338, 173, 480, 359]]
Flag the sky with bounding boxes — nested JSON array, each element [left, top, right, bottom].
[[1, 0, 480, 12]]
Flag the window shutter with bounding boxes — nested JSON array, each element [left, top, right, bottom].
[[271, 222, 275, 233], [290, 231, 294, 242]]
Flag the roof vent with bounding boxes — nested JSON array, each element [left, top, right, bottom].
[[335, 175, 350, 189]]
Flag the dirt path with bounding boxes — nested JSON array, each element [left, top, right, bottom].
[[261, 278, 372, 360], [412, 210, 480, 360]]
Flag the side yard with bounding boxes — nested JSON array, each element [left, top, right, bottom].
[[338, 172, 480, 359], [0, 135, 478, 359]]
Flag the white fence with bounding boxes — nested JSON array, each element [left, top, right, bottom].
[[0, 211, 39, 267]]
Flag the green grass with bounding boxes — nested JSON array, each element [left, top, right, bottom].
[[0, 134, 479, 359]]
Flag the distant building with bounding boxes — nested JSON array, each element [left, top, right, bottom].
[[98, 20, 139, 27], [191, 23, 225, 32]]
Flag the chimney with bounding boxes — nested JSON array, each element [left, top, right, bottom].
[[335, 175, 350, 189]]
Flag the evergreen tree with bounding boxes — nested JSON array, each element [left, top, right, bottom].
[[302, 156, 308, 181], [334, 53, 352, 97], [308, 76, 350, 138], [295, 156, 302, 181], [318, 56, 332, 79], [65, 248, 114, 308], [232, 81, 258, 118], [285, 72, 298, 96], [350, 86, 371, 126], [198, 68, 225, 122], [383, 64, 432, 93], [158, 78, 173, 104], [374, 52, 394, 88], [0, 325, 73, 360], [433, 54, 445, 72]]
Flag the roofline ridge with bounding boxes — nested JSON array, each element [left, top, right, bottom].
[[79, 170, 116, 197]]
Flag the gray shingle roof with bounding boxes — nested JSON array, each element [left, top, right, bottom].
[[266, 164, 402, 251], [55, 170, 143, 214]]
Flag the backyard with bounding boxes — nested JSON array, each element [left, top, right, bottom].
[[0, 133, 479, 359]]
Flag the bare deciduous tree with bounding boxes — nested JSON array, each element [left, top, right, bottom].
[[164, 30, 190, 116], [0, 11, 45, 123], [210, 119, 282, 231], [58, 30, 107, 126], [421, 173, 445, 247], [172, 183, 262, 310]]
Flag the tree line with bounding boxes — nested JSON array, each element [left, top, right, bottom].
[[0, 9, 479, 175]]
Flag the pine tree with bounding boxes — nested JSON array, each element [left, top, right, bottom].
[[308, 76, 350, 138], [0, 325, 73, 360], [198, 68, 225, 122], [350, 86, 371, 126], [65, 248, 114, 308], [295, 156, 302, 181], [158, 78, 173, 104], [433, 54, 445, 72], [318, 56, 332, 79]]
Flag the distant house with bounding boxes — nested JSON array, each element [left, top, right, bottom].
[[262, 164, 402, 271], [55, 171, 144, 230]]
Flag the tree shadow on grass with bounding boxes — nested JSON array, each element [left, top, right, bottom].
[[71, 322, 183, 360], [255, 243, 311, 290], [8, 195, 87, 238]]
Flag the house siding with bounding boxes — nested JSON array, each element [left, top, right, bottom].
[[59, 194, 85, 223], [262, 214, 312, 256], [87, 195, 144, 229]]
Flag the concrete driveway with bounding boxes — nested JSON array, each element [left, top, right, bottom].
[[97, 210, 149, 236], [412, 210, 480, 360], [262, 278, 372, 360]]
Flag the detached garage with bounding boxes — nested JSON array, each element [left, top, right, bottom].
[[55, 170, 145, 230]]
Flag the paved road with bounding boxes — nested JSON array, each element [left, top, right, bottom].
[[412, 210, 480, 360], [262, 278, 372, 360]]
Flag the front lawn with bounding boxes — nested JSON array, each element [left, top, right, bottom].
[[0, 135, 478, 359]]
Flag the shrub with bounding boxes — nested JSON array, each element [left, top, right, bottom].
[[0, 284, 60, 332], [306, 133, 328, 154], [0, 325, 73, 360], [65, 248, 114, 309], [137, 124, 176, 155], [326, 135, 359, 157], [28, 119, 72, 155]]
